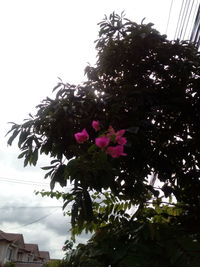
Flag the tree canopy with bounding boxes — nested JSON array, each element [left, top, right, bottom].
[[7, 12, 200, 266]]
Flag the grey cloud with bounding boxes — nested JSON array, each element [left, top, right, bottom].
[[0, 146, 50, 176], [0, 205, 69, 237], [0, 153, 90, 259], [44, 212, 70, 236]]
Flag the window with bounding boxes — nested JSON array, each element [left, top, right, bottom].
[[28, 255, 33, 262], [17, 252, 23, 261]]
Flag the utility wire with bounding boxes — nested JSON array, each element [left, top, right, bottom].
[[178, 0, 189, 40], [188, 0, 199, 39], [0, 180, 48, 186], [0, 176, 49, 186], [0, 206, 62, 209], [0, 176, 48, 184], [7, 208, 63, 232], [174, 0, 186, 39], [180, 0, 191, 39], [165, 0, 174, 35], [18, 209, 59, 227], [182, 0, 195, 40], [191, 3, 200, 43]]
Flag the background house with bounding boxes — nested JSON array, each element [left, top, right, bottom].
[[0, 230, 50, 267]]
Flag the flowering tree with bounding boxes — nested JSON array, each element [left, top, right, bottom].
[[7, 12, 200, 266], [75, 122, 127, 157]]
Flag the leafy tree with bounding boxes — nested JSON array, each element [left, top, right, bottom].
[[44, 259, 61, 267], [7, 12, 200, 266], [4, 262, 15, 267]]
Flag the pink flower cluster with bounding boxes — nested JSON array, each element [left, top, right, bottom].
[[74, 121, 127, 158], [74, 129, 89, 144]]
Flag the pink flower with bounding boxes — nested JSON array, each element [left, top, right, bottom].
[[74, 129, 89, 144], [107, 127, 126, 139], [116, 136, 127, 145], [107, 126, 116, 138], [92, 120, 100, 131], [116, 129, 126, 137], [95, 136, 110, 148], [108, 126, 115, 134], [107, 126, 115, 137], [106, 145, 127, 158]]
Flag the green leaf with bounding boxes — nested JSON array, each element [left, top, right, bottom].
[[7, 129, 20, 146], [18, 131, 29, 148], [30, 148, 38, 166], [44, 169, 54, 179], [18, 151, 28, 159], [41, 166, 55, 170]]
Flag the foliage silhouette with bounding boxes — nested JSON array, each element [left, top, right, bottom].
[[7, 12, 200, 266]]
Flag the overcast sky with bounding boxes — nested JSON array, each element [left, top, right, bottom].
[[0, 0, 194, 259]]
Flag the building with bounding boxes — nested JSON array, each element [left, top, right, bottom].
[[0, 230, 50, 267]]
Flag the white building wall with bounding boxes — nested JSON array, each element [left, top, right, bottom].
[[0, 241, 9, 265], [11, 246, 18, 262]]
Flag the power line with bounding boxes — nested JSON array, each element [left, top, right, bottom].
[[181, 0, 191, 39], [0, 176, 49, 186], [190, 3, 200, 45], [174, 0, 200, 46], [165, 0, 174, 35], [183, 0, 195, 40], [0, 176, 49, 184], [188, 0, 199, 40], [178, 0, 189, 40], [0, 180, 48, 186], [20, 209, 59, 227], [7, 208, 63, 232], [187, 0, 199, 39], [174, 0, 186, 39], [0, 206, 62, 209]]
